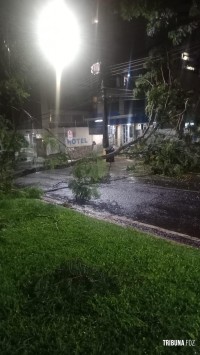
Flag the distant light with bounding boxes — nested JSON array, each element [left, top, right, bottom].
[[185, 122, 194, 127], [127, 123, 131, 126], [95, 119, 103, 122], [92, 18, 99, 24], [182, 52, 190, 61], [127, 73, 130, 77], [186, 65, 195, 71], [37, 0, 80, 72], [91, 62, 101, 75]]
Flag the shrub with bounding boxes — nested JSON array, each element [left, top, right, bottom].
[[23, 187, 44, 199], [0, 187, 43, 200], [69, 154, 107, 202], [69, 180, 100, 202], [0, 117, 29, 193]]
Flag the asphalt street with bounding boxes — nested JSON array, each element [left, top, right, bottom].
[[15, 166, 200, 238]]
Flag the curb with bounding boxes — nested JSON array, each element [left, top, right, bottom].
[[42, 196, 200, 249]]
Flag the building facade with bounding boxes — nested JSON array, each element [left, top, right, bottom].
[[17, 71, 148, 159]]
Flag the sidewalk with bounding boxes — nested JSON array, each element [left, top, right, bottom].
[[108, 156, 200, 191], [107, 156, 132, 178]]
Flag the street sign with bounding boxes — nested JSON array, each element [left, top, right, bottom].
[[67, 129, 73, 140]]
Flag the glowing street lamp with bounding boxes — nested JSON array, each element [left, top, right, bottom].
[[37, 0, 80, 75], [37, 0, 80, 126]]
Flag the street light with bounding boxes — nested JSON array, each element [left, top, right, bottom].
[[37, 0, 80, 128], [37, 0, 80, 75]]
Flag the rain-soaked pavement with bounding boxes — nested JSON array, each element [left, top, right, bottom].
[[15, 158, 200, 238]]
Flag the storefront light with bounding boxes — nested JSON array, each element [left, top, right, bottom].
[[186, 65, 195, 71], [182, 52, 190, 61]]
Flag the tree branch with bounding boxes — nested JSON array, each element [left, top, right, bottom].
[[102, 124, 158, 159], [161, 64, 166, 85], [175, 98, 189, 131], [166, 50, 172, 86], [143, 78, 154, 87]]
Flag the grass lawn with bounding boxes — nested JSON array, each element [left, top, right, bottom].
[[0, 198, 200, 354]]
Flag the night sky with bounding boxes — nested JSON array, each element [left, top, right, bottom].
[[0, 0, 149, 108], [60, 0, 149, 102]]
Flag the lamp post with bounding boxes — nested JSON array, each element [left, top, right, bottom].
[[37, 0, 80, 75], [91, 62, 109, 151], [37, 0, 80, 128], [101, 80, 109, 149]]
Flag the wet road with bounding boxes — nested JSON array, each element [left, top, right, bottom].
[[97, 179, 200, 238], [15, 168, 200, 238]]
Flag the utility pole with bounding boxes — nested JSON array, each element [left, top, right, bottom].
[[101, 80, 109, 149], [91, 62, 109, 151]]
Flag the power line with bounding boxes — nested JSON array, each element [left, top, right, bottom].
[[36, 44, 200, 117], [108, 41, 200, 75], [108, 56, 150, 70]]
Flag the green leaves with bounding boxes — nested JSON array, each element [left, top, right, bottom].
[[43, 135, 59, 151], [147, 8, 175, 37], [120, 0, 199, 43], [69, 154, 108, 202], [0, 76, 29, 107], [133, 51, 196, 130], [69, 180, 100, 202], [0, 116, 29, 193], [140, 135, 200, 176], [73, 155, 107, 184], [168, 21, 199, 45]]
